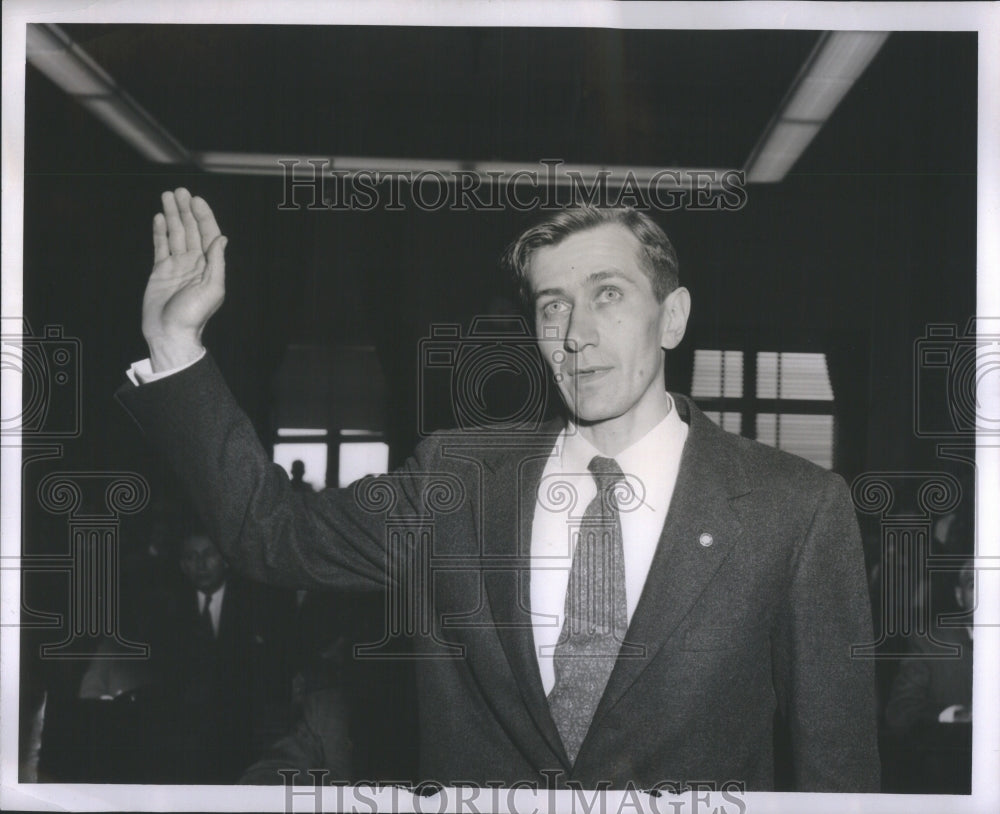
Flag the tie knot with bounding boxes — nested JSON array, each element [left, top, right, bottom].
[[588, 455, 624, 493]]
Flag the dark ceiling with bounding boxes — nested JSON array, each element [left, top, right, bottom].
[[58, 25, 828, 168], [47, 25, 978, 178]]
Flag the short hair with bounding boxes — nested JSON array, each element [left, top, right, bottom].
[[502, 206, 680, 307]]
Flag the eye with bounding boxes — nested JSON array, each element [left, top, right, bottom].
[[540, 299, 570, 318], [597, 286, 623, 303]]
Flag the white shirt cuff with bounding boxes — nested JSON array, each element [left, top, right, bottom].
[[127, 348, 207, 385], [938, 704, 964, 723]]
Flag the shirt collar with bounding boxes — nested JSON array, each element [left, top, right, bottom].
[[557, 394, 686, 512], [199, 581, 226, 609]]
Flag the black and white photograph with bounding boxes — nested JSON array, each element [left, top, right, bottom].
[[1, 2, 997, 812]]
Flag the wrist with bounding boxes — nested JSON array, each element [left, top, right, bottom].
[[146, 333, 205, 373]]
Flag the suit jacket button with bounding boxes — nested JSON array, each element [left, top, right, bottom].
[[698, 533, 714, 547]]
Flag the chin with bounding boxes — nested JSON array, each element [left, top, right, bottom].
[[567, 401, 619, 426]]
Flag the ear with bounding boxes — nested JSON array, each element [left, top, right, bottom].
[[660, 286, 691, 350], [954, 586, 963, 609]]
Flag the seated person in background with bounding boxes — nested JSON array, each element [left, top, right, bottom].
[[883, 560, 973, 793], [151, 529, 294, 783], [240, 590, 353, 785], [77, 636, 158, 702], [239, 683, 352, 785], [27, 543, 164, 784], [885, 561, 974, 731], [251, 588, 417, 783], [243, 583, 421, 785]]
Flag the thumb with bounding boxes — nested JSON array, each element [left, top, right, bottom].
[[204, 235, 228, 293]]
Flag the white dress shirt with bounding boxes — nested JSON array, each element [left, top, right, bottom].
[[198, 582, 225, 637], [530, 398, 688, 694]]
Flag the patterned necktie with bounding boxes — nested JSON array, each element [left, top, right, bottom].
[[548, 455, 628, 764]]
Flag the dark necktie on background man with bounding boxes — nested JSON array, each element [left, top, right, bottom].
[[185, 590, 219, 710], [199, 591, 215, 640], [548, 455, 629, 763]]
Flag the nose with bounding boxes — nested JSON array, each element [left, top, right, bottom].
[[564, 305, 597, 353]]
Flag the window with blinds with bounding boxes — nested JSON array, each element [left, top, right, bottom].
[[690, 350, 835, 469], [756, 352, 834, 400], [691, 350, 744, 399], [756, 413, 834, 469]]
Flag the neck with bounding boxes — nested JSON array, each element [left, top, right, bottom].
[[576, 389, 671, 457]]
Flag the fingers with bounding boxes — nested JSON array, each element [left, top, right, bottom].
[[190, 195, 222, 252], [174, 188, 201, 255], [203, 235, 228, 294], [158, 188, 226, 271], [152, 213, 169, 263], [161, 190, 186, 255]]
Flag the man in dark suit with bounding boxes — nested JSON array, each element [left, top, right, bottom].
[[152, 531, 292, 783], [883, 561, 973, 793], [886, 561, 974, 732], [118, 188, 879, 791]]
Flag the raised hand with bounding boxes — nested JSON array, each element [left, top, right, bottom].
[[142, 188, 228, 372]]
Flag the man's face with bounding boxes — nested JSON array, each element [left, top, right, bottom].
[[179, 534, 227, 594], [526, 223, 689, 430]]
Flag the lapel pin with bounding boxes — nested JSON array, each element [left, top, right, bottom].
[[698, 533, 714, 547]]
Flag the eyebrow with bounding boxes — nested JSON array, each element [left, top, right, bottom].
[[532, 269, 630, 301]]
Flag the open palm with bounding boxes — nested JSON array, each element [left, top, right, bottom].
[[142, 188, 227, 366]]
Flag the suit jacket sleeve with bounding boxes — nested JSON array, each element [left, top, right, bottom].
[[772, 474, 881, 791], [116, 353, 432, 591]]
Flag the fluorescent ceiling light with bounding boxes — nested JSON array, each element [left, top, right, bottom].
[[746, 31, 889, 183], [747, 121, 822, 184], [197, 151, 734, 189], [26, 24, 188, 165], [276, 428, 329, 437], [80, 97, 186, 164], [807, 31, 891, 87], [784, 32, 890, 121], [26, 24, 113, 95], [783, 76, 856, 123]]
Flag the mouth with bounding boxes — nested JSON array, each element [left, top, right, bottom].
[[566, 366, 612, 382]]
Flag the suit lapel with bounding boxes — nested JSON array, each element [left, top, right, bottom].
[[472, 402, 752, 763], [479, 432, 572, 768], [590, 396, 750, 729]]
